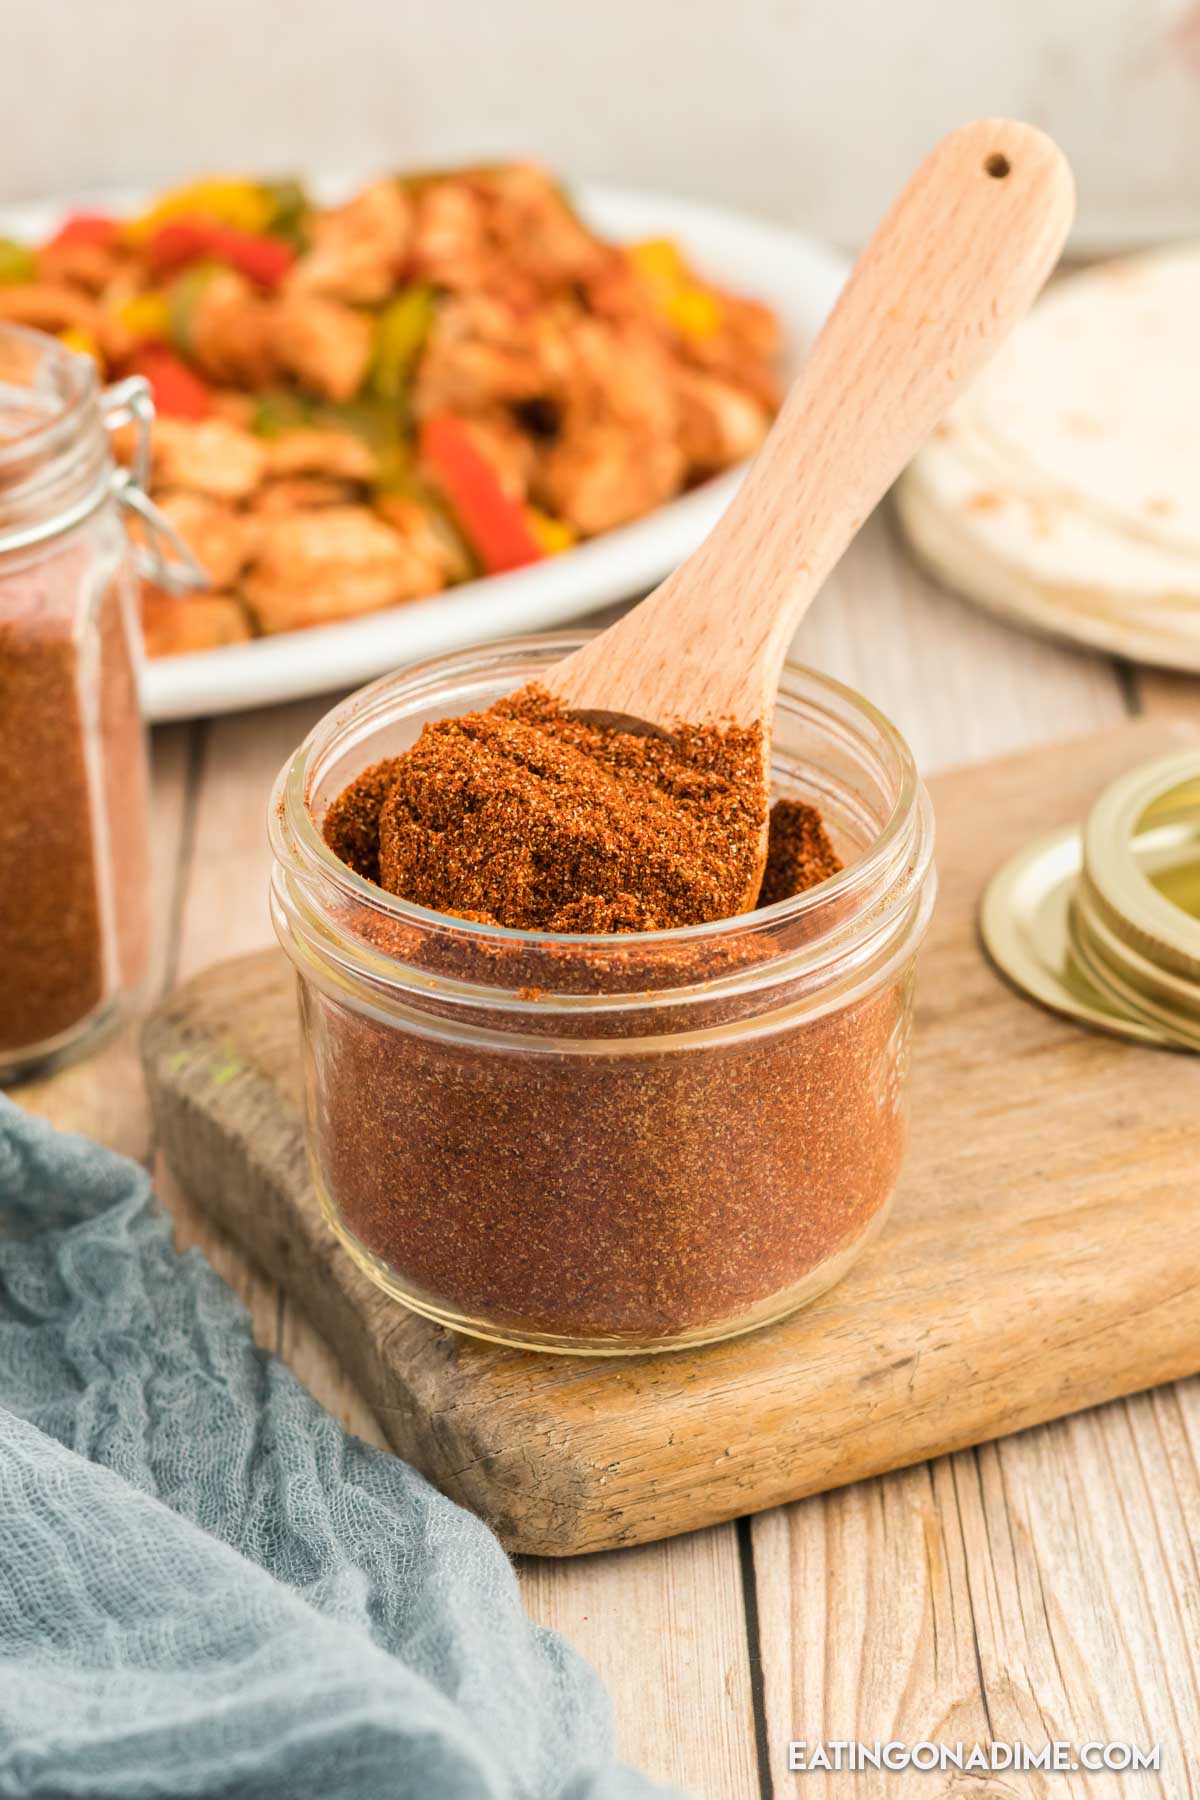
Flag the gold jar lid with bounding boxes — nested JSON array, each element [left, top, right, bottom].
[[981, 748, 1200, 1050]]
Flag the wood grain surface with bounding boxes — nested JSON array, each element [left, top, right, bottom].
[[142, 714, 1199, 1564], [11, 509, 1200, 1796]]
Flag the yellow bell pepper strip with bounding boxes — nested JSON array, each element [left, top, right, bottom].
[[125, 178, 274, 242], [370, 286, 435, 403], [58, 326, 103, 367], [525, 507, 576, 556], [117, 291, 172, 343], [419, 414, 543, 574], [628, 238, 723, 339], [665, 286, 722, 339], [124, 345, 212, 420], [0, 240, 37, 284], [628, 237, 687, 295]]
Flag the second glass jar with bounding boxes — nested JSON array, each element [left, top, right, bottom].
[[0, 328, 150, 1080]]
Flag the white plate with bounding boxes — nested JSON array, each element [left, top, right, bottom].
[[0, 181, 847, 720]]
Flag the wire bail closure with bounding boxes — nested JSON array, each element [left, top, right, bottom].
[[103, 376, 208, 594]]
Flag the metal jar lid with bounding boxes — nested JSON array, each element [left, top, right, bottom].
[[981, 747, 1200, 1051]]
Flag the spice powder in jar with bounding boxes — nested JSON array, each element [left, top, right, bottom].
[[324, 684, 775, 932], [0, 330, 151, 1078], [272, 650, 936, 1354]]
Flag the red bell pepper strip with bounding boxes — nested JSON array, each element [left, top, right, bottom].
[[419, 414, 543, 574], [44, 213, 118, 253], [145, 220, 215, 277], [216, 225, 295, 287], [146, 217, 295, 288], [125, 344, 212, 420]]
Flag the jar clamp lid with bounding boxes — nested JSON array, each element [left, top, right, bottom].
[[103, 376, 208, 592], [0, 339, 205, 592], [981, 747, 1200, 1050]]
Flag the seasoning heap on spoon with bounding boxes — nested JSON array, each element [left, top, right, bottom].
[[325, 121, 1076, 931]]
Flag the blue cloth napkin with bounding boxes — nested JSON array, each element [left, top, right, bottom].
[[0, 1096, 675, 1799]]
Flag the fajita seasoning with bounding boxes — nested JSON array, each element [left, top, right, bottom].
[[271, 643, 936, 1354], [323, 683, 836, 930], [0, 329, 152, 1081]]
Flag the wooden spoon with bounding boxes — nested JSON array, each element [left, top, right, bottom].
[[541, 119, 1075, 907]]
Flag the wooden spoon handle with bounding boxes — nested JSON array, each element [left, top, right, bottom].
[[551, 119, 1075, 729]]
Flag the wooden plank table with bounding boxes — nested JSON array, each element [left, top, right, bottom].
[[12, 510, 1200, 1798]]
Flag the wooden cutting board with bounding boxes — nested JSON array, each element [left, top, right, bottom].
[[143, 717, 1200, 1558]]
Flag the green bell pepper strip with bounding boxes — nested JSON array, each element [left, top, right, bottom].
[[370, 286, 435, 404], [0, 240, 36, 284]]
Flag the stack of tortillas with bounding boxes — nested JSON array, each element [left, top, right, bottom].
[[895, 246, 1200, 668]]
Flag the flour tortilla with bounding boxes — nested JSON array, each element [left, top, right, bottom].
[[895, 245, 1200, 667]]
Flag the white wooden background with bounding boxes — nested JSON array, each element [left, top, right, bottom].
[[14, 512, 1200, 1798], [6, 0, 1200, 250]]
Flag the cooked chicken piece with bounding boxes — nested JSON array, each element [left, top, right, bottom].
[[251, 477, 359, 514], [607, 241, 782, 411], [151, 417, 268, 501], [534, 423, 684, 536], [150, 491, 257, 588], [272, 291, 373, 403], [0, 281, 96, 333], [37, 241, 128, 294], [581, 250, 664, 333], [0, 283, 131, 360], [141, 585, 252, 656], [710, 287, 780, 362], [287, 179, 412, 304], [673, 368, 771, 474], [242, 505, 449, 632], [411, 168, 601, 306], [413, 293, 566, 416], [532, 318, 685, 534], [476, 163, 605, 290], [209, 389, 257, 428], [459, 413, 537, 499], [188, 269, 279, 388], [677, 289, 782, 411], [683, 341, 780, 414], [410, 180, 490, 292], [563, 316, 678, 429], [373, 491, 473, 583], [265, 426, 377, 483]]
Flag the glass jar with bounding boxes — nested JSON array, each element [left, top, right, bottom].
[[270, 635, 936, 1355], [0, 325, 199, 1081]]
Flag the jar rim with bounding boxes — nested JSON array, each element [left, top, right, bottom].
[[0, 324, 97, 463], [0, 324, 109, 552], [270, 633, 935, 1010]]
